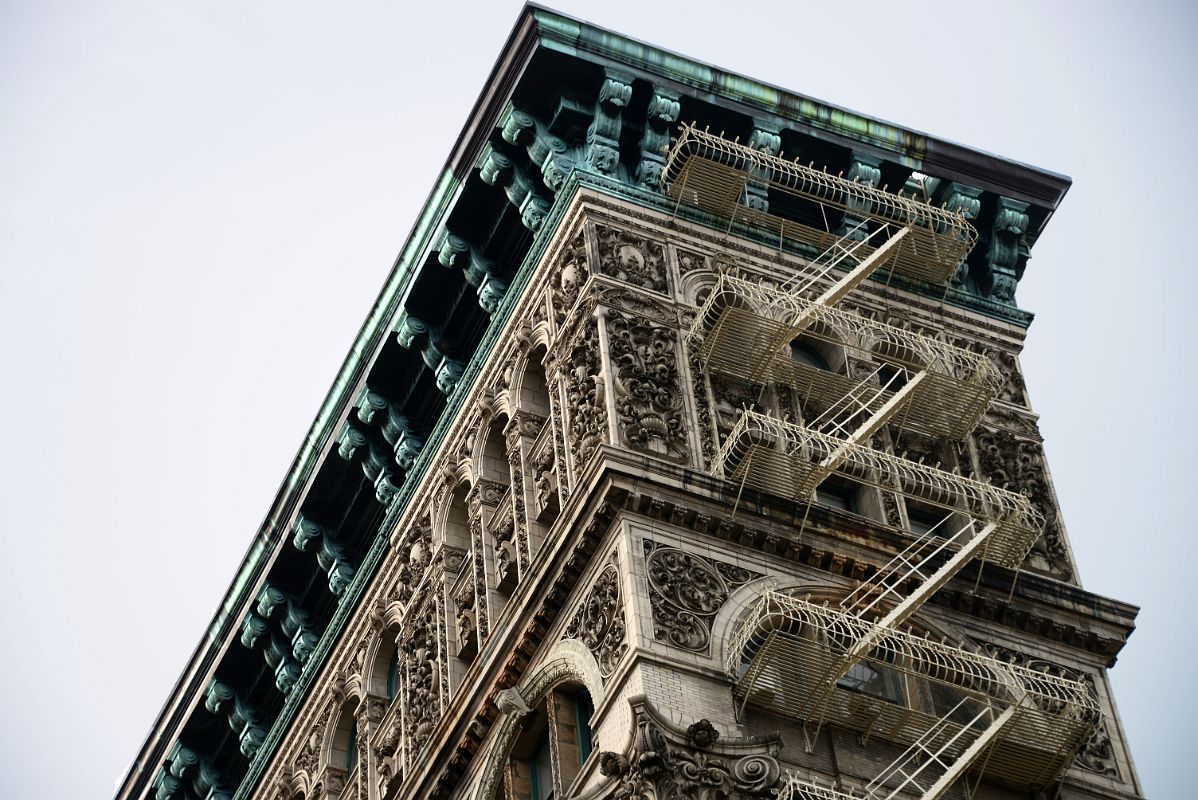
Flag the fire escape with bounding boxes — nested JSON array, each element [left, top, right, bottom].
[[664, 125, 1099, 799]]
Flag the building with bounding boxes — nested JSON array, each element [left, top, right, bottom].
[[117, 6, 1143, 800]]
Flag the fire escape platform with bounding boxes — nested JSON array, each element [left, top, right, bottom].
[[690, 274, 1001, 439], [662, 124, 977, 285], [730, 593, 1100, 792], [719, 411, 1042, 568]]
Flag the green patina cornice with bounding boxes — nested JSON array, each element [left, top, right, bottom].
[[528, 3, 1068, 217], [119, 167, 463, 799], [230, 148, 584, 800], [531, 5, 928, 167]]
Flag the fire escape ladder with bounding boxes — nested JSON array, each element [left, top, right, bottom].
[[841, 520, 999, 625]]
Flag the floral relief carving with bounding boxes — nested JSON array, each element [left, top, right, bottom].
[[469, 516, 490, 643], [690, 354, 718, 470], [608, 312, 688, 462], [973, 426, 1073, 580], [677, 248, 708, 276], [551, 231, 589, 326], [563, 554, 628, 677], [454, 584, 478, 659], [644, 542, 759, 652], [596, 225, 669, 294], [491, 508, 518, 592], [599, 700, 780, 800], [400, 595, 442, 766], [531, 434, 560, 521], [564, 322, 607, 470], [992, 350, 1029, 407]]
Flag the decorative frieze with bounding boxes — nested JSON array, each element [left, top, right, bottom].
[[596, 225, 669, 294]]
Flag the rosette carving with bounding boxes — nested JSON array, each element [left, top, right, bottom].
[[644, 542, 759, 652]]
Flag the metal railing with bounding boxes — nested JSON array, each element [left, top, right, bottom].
[[662, 124, 977, 284]]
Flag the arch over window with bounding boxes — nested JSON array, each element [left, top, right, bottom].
[[476, 642, 607, 800], [365, 625, 401, 705], [517, 348, 551, 418], [496, 682, 597, 800], [327, 701, 360, 779], [442, 483, 470, 551], [481, 415, 512, 489]]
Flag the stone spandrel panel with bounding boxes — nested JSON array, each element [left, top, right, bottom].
[[547, 217, 703, 480]]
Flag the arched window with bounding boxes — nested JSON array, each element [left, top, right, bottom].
[[328, 702, 359, 781], [386, 647, 400, 703], [498, 685, 597, 800], [345, 721, 358, 774]]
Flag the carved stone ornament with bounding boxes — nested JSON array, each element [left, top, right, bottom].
[[973, 426, 1073, 580], [599, 698, 781, 800], [564, 322, 607, 469], [991, 350, 1029, 407], [552, 231, 589, 326], [596, 225, 669, 294], [563, 554, 628, 677], [644, 542, 759, 652], [608, 312, 689, 462], [677, 249, 708, 277], [400, 595, 442, 765]]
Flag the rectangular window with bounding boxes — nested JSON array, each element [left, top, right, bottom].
[[836, 661, 905, 705], [908, 506, 950, 537], [815, 484, 856, 513]]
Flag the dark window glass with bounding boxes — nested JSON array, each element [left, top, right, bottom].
[[908, 508, 949, 537], [575, 692, 594, 764], [531, 732, 554, 800], [791, 341, 830, 372], [346, 721, 358, 773], [929, 683, 990, 730], [877, 364, 908, 391], [386, 648, 399, 702], [816, 485, 856, 513], [836, 661, 904, 704]]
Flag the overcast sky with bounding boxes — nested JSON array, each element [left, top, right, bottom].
[[1, 1, 1193, 798]]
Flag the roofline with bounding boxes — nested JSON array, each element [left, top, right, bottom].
[[117, 5, 1075, 795], [525, 2, 1070, 222]]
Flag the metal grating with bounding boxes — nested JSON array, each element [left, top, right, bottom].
[[718, 410, 1042, 567], [732, 593, 1099, 792], [662, 124, 978, 284], [689, 273, 1001, 439]]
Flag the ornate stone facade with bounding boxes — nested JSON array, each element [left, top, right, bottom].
[[119, 10, 1142, 800]]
